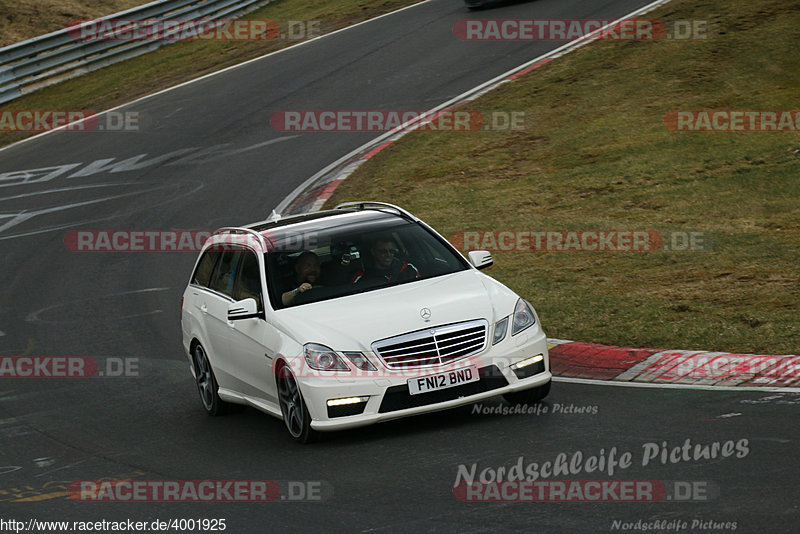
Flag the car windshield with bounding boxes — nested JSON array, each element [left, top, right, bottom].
[[264, 212, 470, 309]]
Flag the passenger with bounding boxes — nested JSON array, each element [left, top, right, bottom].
[[352, 237, 419, 284], [281, 251, 321, 306]]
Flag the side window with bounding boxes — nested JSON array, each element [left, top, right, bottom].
[[192, 250, 221, 287], [233, 251, 263, 311], [208, 250, 244, 297]]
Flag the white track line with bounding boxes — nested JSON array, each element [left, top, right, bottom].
[[553, 376, 800, 393]]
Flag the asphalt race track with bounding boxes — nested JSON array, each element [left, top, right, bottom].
[[0, 0, 798, 532]]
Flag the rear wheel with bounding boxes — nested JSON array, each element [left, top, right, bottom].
[[192, 343, 236, 415], [277, 363, 318, 443], [503, 380, 551, 406]]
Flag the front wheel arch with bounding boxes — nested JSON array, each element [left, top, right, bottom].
[[275, 359, 319, 444]]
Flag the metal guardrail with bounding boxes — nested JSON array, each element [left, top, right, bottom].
[[0, 0, 272, 105]]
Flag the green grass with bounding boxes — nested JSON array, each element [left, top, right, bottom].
[[0, 0, 149, 46], [326, 0, 800, 355], [0, 0, 422, 147]]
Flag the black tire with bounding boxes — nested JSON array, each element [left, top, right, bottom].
[[192, 342, 237, 415], [276, 363, 318, 443], [503, 380, 551, 406]]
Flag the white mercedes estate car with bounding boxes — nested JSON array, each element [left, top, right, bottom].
[[181, 202, 551, 442]]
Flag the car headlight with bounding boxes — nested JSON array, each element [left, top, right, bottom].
[[303, 343, 350, 371], [343, 351, 377, 371], [511, 299, 536, 336], [492, 316, 509, 345]]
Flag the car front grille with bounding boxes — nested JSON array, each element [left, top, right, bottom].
[[372, 319, 488, 369]]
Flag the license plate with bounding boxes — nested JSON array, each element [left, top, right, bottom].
[[408, 365, 480, 395]]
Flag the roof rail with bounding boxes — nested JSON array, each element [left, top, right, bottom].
[[334, 201, 419, 221], [212, 227, 271, 251]]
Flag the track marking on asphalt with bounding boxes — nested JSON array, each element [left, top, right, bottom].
[[553, 376, 800, 393], [35, 459, 89, 478], [0, 191, 148, 234], [0, 137, 298, 189], [0, 184, 190, 239], [0, 182, 204, 240], [33, 457, 55, 468], [0, 183, 129, 201]]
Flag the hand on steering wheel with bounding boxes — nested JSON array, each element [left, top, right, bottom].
[[297, 282, 313, 293]]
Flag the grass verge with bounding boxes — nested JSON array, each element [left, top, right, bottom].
[[0, 0, 150, 47], [326, 0, 800, 354]]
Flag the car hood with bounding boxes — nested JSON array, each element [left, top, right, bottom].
[[273, 269, 519, 351]]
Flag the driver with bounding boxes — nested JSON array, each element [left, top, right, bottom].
[[281, 251, 321, 306]]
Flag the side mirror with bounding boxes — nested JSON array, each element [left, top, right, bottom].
[[228, 298, 260, 321], [468, 250, 493, 270]]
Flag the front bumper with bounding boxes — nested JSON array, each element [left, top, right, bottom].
[[297, 325, 551, 431]]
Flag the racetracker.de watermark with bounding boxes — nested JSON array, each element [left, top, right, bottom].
[[453, 19, 709, 41], [277, 355, 494, 380], [270, 110, 526, 132], [453, 480, 717, 502], [449, 230, 710, 252], [67, 19, 320, 42], [0, 357, 138, 378], [631, 351, 800, 383], [63, 230, 293, 252], [0, 110, 140, 132], [65, 230, 215, 252], [68, 480, 331, 502], [665, 110, 800, 132]]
